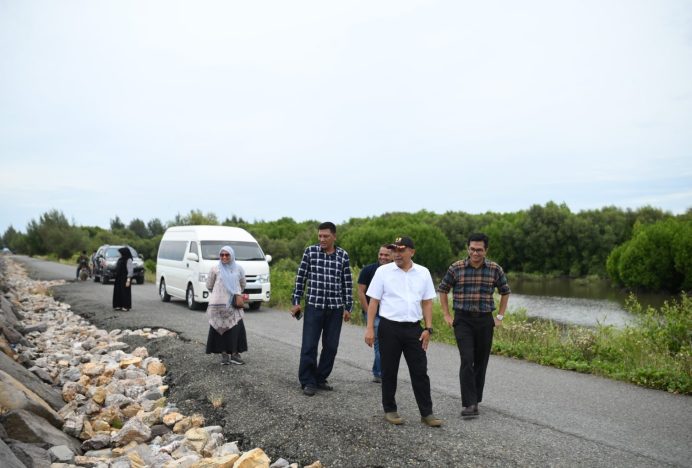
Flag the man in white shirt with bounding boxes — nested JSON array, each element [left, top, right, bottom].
[[364, 236, 442, 427]]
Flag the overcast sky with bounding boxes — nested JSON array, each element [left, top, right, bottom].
[[1, 0, 691, 234]]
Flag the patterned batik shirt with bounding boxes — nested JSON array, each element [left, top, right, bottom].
[[292, 245, 353, 311], [437, 258, 510, 313]]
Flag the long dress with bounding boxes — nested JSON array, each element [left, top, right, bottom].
[[112, 258, 133, 309], [205, 265, 248, 354]]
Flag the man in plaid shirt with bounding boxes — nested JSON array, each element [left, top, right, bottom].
[[437, 232, 510, 419], [291, 221, 353, 396]]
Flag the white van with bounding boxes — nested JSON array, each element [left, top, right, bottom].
[[156, 225, 272, 310]]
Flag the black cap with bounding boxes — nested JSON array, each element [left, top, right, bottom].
[[387, 236, 415, 249]]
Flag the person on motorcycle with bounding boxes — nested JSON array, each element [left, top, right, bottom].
[[76, 250, 91, 279]]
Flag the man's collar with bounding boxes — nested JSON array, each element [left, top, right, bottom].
[[464, 258, 488, 268], [318, 244, 337, 254], [392, 261, 419, 272]]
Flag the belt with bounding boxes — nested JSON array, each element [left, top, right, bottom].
[[454, 309, 490, 318], [380, 317, 420, 327]]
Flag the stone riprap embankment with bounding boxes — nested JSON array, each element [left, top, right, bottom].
[[0, 257, 320, 468]]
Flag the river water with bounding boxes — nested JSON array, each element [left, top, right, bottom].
[[507, 277, 673, 328]]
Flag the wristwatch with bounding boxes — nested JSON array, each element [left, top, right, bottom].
[[496, 314, 504, 321], [424, 327, 434, 334]]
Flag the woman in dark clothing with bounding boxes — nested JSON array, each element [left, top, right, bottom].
[[205, 245, 248, 365], [113, 247, 133, 311]]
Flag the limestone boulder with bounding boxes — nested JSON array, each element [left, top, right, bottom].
[[92, 386, 107, 405], [0, 350, 67, 410], [63, 413, 85, 438], [162, 411, 184, 427], [0, 295, 19, 325], [119, 357, 142, 368], [112, 417, 151, 446], [1, 409, 82, 452], [184, 427, 210, 453], [8, 440, 52, 468], [62, 381, 84, 402], [1, 323, 23, 344], [82, 362, 105, 377], [233, 448, 270, 468], [29, 365, 54, 384], [192, 453, 240, 468], [49, 445, 76, 464], [268, 459, 291, 468], [81, 433, 112, 451], [23, 322, 48, 334], [147, 361, 166, 376], [0, 334, 15, 357], [0, 438, 25, 468], [0, 369, 64, 428]]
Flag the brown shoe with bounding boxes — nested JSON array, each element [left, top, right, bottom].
[[421, 414, 443, 427], [384, 412, 403, 425], [461, 404, 479, 418]]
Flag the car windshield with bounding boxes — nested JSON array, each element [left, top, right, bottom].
[[200, 241, 265, 261], [105, 247, 139, 258]]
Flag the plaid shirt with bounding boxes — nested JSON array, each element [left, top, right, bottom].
[[437, 258, 510, 313], [292, 245, 353, 311]]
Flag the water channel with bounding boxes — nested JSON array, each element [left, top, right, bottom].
[[507, 277, 674, 328]]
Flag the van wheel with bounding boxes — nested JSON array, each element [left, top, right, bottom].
[[159, 280, 171, 302], [101, 275, 109, 284], [136, 276, 144, 285], [249, 302, 261, 311], [186, 285, 200, 310], [93, 275, 100, 283]]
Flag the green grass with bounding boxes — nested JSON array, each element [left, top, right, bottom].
[[475, 294, 690, 394]]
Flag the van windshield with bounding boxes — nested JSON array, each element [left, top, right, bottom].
[[200, 241, 265, 261]]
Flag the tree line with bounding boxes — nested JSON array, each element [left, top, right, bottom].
[[2, 203, 690, 292]]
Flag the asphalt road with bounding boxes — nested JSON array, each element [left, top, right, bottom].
[[14, 256, 692, 467]]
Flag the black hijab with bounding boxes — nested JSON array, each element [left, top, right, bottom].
[[116, 247, 133, 275], [118, 247, 133, 260]]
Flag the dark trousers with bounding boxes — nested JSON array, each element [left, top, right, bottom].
[[299, 305, 343, 388], [454, 311, 495, 407], [378, 317, 433, 417]]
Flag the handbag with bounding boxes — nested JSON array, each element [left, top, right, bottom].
[[231, 294, 245, 309]]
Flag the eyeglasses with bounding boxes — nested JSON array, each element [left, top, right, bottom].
[[468, 248, 485, 254], [219, 253, 230, 257]]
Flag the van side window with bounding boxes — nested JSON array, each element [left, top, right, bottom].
[[158, 240, 187, 261], [200, 240, 264, 260], [189, 241, 198, 255]]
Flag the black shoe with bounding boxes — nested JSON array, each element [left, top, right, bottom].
[[230, 354, 245, 365], [461, 404, 479, 418], [303, 386, 316, 396], [316, 382, 333, 391]]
